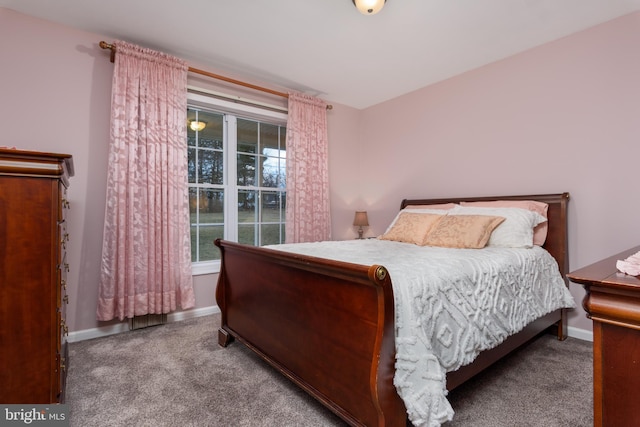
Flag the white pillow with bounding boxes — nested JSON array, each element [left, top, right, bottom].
[[449, 205, 547, 248]]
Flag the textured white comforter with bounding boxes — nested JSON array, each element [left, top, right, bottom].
[[269, 239, 575, 427]]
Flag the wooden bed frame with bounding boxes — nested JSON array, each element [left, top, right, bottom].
[[214, 192, 570, 427]]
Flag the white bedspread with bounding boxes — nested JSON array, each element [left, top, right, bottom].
[[269, 239, 575, 427]]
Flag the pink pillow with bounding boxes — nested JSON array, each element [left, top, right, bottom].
[[460, 200, 549, 246], [379, 212, 443, 245], [423, 215, 506, 249]]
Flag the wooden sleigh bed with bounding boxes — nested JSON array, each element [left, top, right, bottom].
[[214, 193, 571, 427]]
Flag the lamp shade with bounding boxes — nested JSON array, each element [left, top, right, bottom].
[[352, 0, 386, 15], [353, 211, 369, 227]]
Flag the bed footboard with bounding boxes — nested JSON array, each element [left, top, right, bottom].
[[215, 239, 407, 427]]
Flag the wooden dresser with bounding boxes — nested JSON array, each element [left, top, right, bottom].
[[0, 148, 74, 403], [567, 246, 640, 427]]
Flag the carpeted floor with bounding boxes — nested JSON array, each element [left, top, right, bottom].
[[67, 314, 592, 426], [445, 333, 593, 426]]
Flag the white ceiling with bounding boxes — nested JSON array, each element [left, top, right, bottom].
[[3, 0, 640, 109]]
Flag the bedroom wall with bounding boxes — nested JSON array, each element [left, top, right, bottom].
[[354, 12, 640, 333], [0, 9, 112, 333]]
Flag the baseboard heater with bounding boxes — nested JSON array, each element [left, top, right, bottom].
[[129, 313, 167, 330]]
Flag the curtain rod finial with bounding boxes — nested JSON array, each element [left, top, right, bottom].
[[99, 41, 116, 62], [99, 41, 114, 50]]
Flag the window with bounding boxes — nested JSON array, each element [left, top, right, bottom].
[[187, 92, 287, 274]]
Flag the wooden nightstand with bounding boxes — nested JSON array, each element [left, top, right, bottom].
[[567, 246, 640, 427]]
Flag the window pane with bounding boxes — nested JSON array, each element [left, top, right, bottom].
[[188, 147, 196, 183], [198, 189, 224, 223], [198, 150, 223, 184], [188, 108, 223, 188], [238, 190, 257, 222], [279, 157, 286, 188], [260, 224, 281, 246], [190, 188, 223, 262], [237, 119, 257, 154], [237, 153, 256, 186], [261, 123, 279, 151], [261, 191, 281, 220], [195, 225, 224, 261], [187, 109, 223, 149], [280, 127, 286, 151], [261, 156, 282, 188], [238, 224, 256, 245], [189, 187, 197, 219], [187, 107, 197, 147], [190, 225, 197, 261]]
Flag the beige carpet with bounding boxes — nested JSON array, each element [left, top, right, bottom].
[[67, 314, 592, 426]]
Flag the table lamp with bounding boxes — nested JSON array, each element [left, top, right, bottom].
[[353, 211, 369, 239]]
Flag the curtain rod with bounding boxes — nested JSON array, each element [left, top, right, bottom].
[[99, 41, 333, 110]]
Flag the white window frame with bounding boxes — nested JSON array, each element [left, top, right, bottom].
[[188, 91, 288, 276]]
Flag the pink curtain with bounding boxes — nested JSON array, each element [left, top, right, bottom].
[[97, 40, 195, 321], [285, 92, 331, 243]]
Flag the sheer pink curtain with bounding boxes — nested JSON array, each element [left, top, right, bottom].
[[285, 92, 331, 243], [97, 40, 195, 321]]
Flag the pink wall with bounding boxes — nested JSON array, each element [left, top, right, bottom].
[[0, 8, 361, 333], [0, 9, 112, 332], [357, 12, 640, 332], [2, 7, 637, 336]]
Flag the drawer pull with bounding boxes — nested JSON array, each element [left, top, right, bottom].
[[60, 320, 69, 336], [60, 233, 70, 249], [63, 295, 69, 304], [61, 279, 66, 290]]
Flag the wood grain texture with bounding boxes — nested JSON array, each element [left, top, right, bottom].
[[0, 149, 73, 404], [568, 246, 640, 427]]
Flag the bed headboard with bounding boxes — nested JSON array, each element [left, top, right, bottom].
[[400, 193, 570, 279]]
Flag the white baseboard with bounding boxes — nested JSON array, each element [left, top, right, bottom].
[[567, 326, 593, 342], [67, 306, 221, 343], [166, 305, 220, 323]]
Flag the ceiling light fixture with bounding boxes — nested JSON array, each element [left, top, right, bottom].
[[189, 120, 206, 132], [352, 0, 386, 15]]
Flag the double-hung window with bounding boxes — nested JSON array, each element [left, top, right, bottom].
[[187, 92, 287, 275]]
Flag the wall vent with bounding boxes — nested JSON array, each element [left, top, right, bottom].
[[129, 313, 167, 330]]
